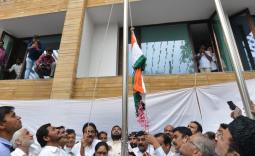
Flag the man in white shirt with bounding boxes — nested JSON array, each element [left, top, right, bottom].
[[71, 122, 100, 156], [172, 127, 192, 156], [107, 125, 121, 156], [36, 123, 67, 156], [132, 131, 155, 156], [154, 133, 175, 156], [196, 45, 212, 73], [8, 58, 22, 79], [179, 135, 216, 156], [207, 47, 218, 72], [64, 129, 76, 156], [11, 128, 34, 156], [164, 125, 174, 139]]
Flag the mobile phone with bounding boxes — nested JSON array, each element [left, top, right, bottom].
[[227, 101, 237, 110]]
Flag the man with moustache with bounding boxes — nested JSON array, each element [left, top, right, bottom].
[[56, 126, 68, 149], [154, 133, 174, 156], [132, 131, 155, 156], [64, 129, 76, 155], [164, 125, 175, 139], [36, 123, 66, 156], [11, 128, 34, 156], [187, 121, 203, 137], [172, 127, 192, 156], [215, 116, 255, 156], [128, 132, 137, 148], [71, 122, 100, 156], [179, 135, 217, 156], [107, 125, 122, 156], [0, 106, 22, 156]]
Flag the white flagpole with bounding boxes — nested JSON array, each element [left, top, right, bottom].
[[121, 0, 129, 155], [214, 0, 254, 119]]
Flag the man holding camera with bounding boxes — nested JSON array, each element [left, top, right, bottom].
[[35, 49, 56, 79]]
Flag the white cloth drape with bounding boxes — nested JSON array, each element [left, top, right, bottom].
[[0, 79, 254, 140]]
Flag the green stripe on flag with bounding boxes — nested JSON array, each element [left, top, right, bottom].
[[133, 92, 140, 113], [133, 55, 147, 70]]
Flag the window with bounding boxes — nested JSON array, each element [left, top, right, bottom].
[[121, 24, 195, 75]]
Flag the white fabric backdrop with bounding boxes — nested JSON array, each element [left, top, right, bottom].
[[0, 79, 254, 140]]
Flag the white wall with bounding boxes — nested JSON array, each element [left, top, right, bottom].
[[77, 11, 94, 77], [77, 11, 119, 77], [88, 24, 119, 77]]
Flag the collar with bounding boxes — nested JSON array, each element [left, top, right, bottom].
[[43, 145, 60, 153], [0, 137, 12, 149], [13, 148, 27, 156]]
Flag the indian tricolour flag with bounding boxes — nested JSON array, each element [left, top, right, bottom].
[[131, 30, 148, 129]]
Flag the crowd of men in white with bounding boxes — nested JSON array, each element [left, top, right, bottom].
[[0, 106, 255, 156]]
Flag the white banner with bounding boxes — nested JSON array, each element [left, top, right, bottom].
[[0, 79, 254, 140]]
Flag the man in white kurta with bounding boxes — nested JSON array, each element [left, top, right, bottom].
[[36, 123, 67, 156], [107, 125, 122, 156], [11, 128, 34, 156], [71, 122, 100, 156]]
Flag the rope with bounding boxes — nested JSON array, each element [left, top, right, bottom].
[[88, 2, 115, 123], [128, 0, 133, 28]]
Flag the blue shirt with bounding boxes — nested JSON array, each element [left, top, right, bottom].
[[0, 137, 12, 156]]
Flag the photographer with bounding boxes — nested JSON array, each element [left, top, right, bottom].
[[35, 49, 55, 79]]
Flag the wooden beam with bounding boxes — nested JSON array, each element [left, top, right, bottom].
[[72, 72, 255, 99], [0, 0, 68, 20], [51, 0, 86, 99], [87, 0, 140, 8]]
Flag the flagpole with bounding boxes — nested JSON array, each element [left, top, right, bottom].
[[121, 0, 129, 155], [214, 0, 254, 119]]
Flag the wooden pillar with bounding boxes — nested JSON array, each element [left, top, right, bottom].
[[51, 0, 86, 99]]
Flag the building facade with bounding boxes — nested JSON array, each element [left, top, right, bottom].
[[0, 0, 254, 100]]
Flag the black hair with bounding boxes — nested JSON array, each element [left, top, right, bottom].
[[191, 121, 203, 133], [154, 133, 164, 137], [112, 125, 121, 130], [0, 39, 4, 44], [95, 141, 109, 152], [154, 133, 172, 145], [56, 126, 65, 129], [228, 116, 255, 156], [66, 129, 76, 135], [82, 122, 97, 134], [173, 127, 192, 137], [220, 123, 228, 129], [36, 123, 51, 147], [46, 49, 53, 53], [204, 131, 216, 141], [128, 152, 136, 156], [135, 131, 145, 137], [98, 131, 107, 138], [129, 131, 137, 138], [0, 106, 14, 122]]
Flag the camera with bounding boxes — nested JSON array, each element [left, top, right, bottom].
[[227, 101, 237, 110]]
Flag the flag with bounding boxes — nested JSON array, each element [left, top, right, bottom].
[[131, 30, 149, 129]]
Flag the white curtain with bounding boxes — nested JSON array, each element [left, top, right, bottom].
[[0, 79, 254, 140]]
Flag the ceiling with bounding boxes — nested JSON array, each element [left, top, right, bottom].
[[0, 0, 254, 38], [0, 12, 65, 38], [87, 0, 255, 26]]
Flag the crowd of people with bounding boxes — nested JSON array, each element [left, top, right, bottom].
[[0, 105, 255, 156], [0, 35, 56, 80]]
